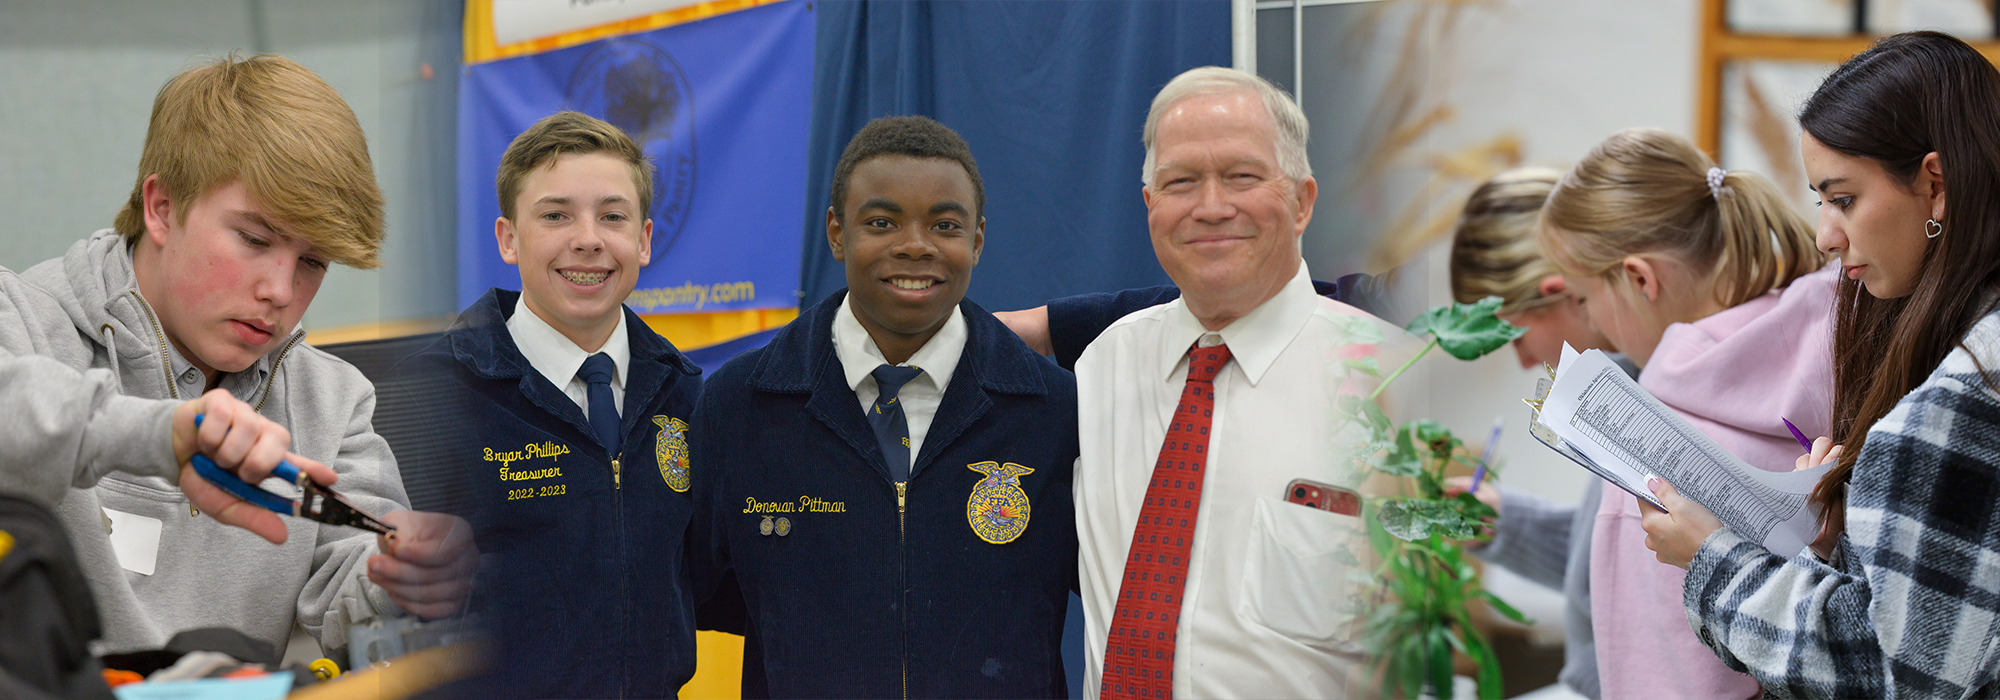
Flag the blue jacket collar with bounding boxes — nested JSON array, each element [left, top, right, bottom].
[[449, 288, 699, 381], [747, 290, 1050, 483], [746, 290, 1048, 397], [446, 289, 700, 449]]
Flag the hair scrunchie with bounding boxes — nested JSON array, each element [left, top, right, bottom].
[[1706, 166, 1727, 199]]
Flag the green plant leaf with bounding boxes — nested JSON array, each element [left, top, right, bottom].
[[1453, 492, 1499, 522], [1376, 499, 1447, 541], [1372, 427, 1422, 477], [1459, 622, 1505, 700], [1377, 496, 1496, 542], [1400, 633, 1427, 700], [1411, 419, 1464, 460], [1376, 500, 1428, 540], [1364, 500, 1396, 556], [1428, 626, 1455, 699], [1357, 396, 1395, 437], [1341, 355, 1382, 378], [1430, 517, 1484, 545], [1411, 419, 1453, 447], [1331, 312, 1385, 345], [1404, 296, 1528, 361], [1474, 589, 1532, 625]]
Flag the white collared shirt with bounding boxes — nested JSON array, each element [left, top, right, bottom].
[[507, 293, 630, 420], [1074, 262, 1403, 699], [830, 295, 966, 474]]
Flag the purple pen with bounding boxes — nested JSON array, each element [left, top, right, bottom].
[[1471, 418, 1502, 494], [1782, 417, 1813, 451]]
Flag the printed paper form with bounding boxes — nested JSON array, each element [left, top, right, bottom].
[[1537, 345, 1832, 557], [1525, 377, 1667, 512]]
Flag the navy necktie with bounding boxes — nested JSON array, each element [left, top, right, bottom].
[[578, 353, 621, 456], [868, 364, 924, 482]]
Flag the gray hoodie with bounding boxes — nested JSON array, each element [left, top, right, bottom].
[[0, 229, 408, 655]]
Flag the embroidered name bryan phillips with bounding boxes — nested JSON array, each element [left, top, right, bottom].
[[485, 441, 571, 470]]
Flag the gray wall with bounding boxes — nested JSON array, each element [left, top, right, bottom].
[[0, 0, 463, 331]]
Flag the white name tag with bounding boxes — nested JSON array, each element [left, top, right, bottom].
[[101, 507, 162, 576]]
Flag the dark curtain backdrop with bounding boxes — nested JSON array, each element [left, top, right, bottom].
[[799, 0, 1232, 311]]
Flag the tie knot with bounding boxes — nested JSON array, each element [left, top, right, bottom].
[[578, 352, 616, 386], [871, 364, 924, 399], [1186, 343, 1232, 383]]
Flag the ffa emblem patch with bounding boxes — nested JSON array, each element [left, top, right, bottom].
[[966, 461, 1034, 544], [654, 416, 690, 492], [774, 516, 791, 537]]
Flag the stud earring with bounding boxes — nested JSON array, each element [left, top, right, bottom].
[[1927, 219, 1944, 239]]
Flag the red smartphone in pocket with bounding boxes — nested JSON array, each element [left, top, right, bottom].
[[1283, 479, 1360, 516]]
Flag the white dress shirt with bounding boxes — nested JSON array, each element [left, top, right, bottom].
[[507, 293, 630, 420], [830, 295, 966, 474], [1074, 262, 1400, 699]]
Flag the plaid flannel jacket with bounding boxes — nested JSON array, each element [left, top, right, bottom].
[[1684, 308, 2000, 699]]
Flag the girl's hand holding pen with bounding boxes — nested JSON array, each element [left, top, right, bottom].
[[1795, 435, 1843, 472], [1794, 435, 1843, 560]]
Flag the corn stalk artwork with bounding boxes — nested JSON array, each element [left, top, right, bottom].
[[1332, 296, 1529, 699]]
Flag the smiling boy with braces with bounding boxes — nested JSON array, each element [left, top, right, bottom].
[[395, 110, 705, 698]]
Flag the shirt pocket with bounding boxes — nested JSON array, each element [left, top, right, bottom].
[[1235, 495, 1363, 649]]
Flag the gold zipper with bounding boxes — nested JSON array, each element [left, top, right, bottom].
[[137, 290, 301, 522], [253, 332, 305, 413], [130, 291, 179, 400], [129, 289, 303, 413], [137, 290, 197, 517], [612, 456, 622, 489], [896, 480, 908, 699]]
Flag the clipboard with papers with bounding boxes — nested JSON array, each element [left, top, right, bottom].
[[1524, 344, 1832, 557], [1525, 392, 1669, 512]]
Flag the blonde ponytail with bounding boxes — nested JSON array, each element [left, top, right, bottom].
[[1538, 128, 1826, 306], [1449, 167, 1564, 311], [1711, 168, 1825, 305]]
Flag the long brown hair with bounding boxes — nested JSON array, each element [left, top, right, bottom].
[[1802, 31, 2000, 524]]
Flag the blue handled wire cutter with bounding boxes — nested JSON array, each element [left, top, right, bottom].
[[188, 415, 396, 535]]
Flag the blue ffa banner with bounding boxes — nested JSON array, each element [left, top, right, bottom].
[[457, 0, 813, 315]]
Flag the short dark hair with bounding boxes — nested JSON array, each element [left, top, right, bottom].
[[830, 116, 985, 222], [496, 111, 654, 222]]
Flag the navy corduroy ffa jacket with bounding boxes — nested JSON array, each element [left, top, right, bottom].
[[691, 291, 1079, 699], [396, 288, 703, 699]]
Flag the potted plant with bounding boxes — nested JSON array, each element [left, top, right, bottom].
[[1332, 296, 1530, 699]]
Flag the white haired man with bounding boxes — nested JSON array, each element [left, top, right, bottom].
[[1074, 66, 1395, 699]]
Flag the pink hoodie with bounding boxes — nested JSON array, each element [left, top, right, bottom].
[[1590, 265, 1838, 699]]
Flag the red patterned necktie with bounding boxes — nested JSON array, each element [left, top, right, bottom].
[[1100, 342, 1233, 700]]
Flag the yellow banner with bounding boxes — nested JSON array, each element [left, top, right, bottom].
[[641, 307, 798, 351], [464, 0, 788, 65]]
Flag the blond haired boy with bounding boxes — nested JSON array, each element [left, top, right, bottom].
[[0, 54, 474, 661]]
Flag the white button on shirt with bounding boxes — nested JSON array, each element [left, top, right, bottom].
[[507, 294, 629, 421], [1074, 262, 1400, 699], [830, 294, 966, 474]]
